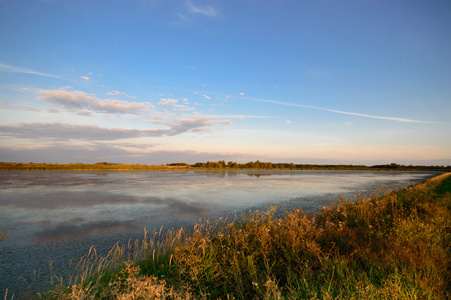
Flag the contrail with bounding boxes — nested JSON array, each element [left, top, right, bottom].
[[0, 63, 61, 78], [240, 96, 432, 124]]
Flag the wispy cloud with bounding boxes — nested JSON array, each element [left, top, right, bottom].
[[186, 0, 217, 17], [107, 90, 137, 99], [0, 118, 233, 141], [240, 96, 433, 124], [0, 123, 167, 140], [0, 63, 60, 78], [158, 97, 195, 111], [169, 117, 232, 134], [37, 89, 149, 115]]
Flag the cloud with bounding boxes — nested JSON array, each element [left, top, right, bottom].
[[239, 96, 434, 124], [107, 90, 123, 96], [158, 98, 194, 111], [0, 117, 232, 142], [11, 87, 32, 92], [93, 99, 147, 113], [0, 122, 167, 140], [0, 63, 60, 78], [107, 90, 137, 99], [186, 0, 217, 16], [159, 98, 178, 106], [37, 89, 149, 115], [169, 117, 230, 135], [80, 76, 90, 80]]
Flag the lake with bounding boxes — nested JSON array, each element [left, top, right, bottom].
[[0, 170, 439, 295]]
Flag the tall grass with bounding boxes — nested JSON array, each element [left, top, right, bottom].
[[10, 173, 451, 299]]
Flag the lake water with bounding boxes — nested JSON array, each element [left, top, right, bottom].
[[0, 170, 439, 295]]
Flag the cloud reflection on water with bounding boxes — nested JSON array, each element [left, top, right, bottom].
[[0, 190, 208, 213], [30, 219, 142, 244], [19, 195, 211, 244]]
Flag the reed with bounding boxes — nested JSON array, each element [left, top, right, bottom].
[[7, 173, 450, 299]]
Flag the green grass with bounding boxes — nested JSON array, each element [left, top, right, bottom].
[[6, 173, 451, 299]]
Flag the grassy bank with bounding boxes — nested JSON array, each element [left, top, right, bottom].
[[12, 173, 451, 299]]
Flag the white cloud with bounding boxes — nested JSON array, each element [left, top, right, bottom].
[[107, 90, 123, 96], [92, 99, 147, 113], [37, 89, 149, 115], [81, 76, 90, 81], [106, 90, 136, 99], [158, 98, 195, 111], [159, 98, 179, 106], [0, 63, 60, 78], [186, 0, 217, 17]]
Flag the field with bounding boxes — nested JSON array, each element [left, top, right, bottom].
[[3, 172, 451, 299]]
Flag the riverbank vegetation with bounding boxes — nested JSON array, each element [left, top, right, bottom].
[[1, 161, 450, 171], [0, 162, 189, 171], [16, 172, 447, 299]]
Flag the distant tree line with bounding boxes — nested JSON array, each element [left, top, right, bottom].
[[190, 160, 451, 171]]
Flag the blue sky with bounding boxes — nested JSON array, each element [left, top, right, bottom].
[[0, 0, 450, 165]]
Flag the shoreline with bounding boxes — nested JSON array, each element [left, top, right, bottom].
[[1, 162, 450, 172]]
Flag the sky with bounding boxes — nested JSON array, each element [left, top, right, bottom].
[[0, 0, 450, 166]]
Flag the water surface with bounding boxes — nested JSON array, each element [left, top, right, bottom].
[[0, 170, 438, 295]]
